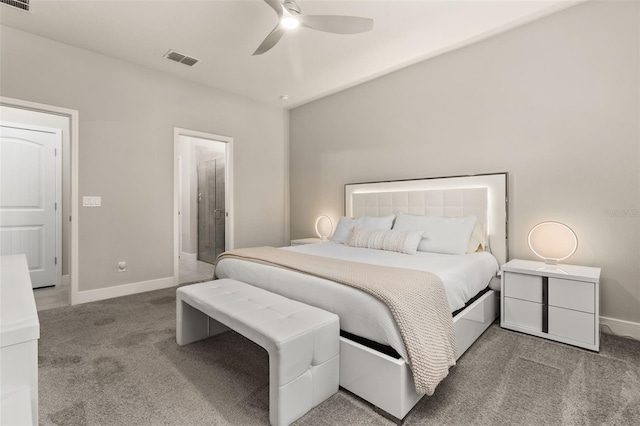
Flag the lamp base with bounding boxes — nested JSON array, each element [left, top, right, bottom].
[[535, 264, 570, 275]]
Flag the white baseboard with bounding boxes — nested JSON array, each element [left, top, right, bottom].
[[600, 316, 640, 341], [72, 276, 175, 305], [180, 252, 197, 262]]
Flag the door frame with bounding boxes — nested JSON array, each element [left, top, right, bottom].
[[1, 96, 80, 303], [173, 127, 234, 284]]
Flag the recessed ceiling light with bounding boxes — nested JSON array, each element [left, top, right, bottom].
[[280, 95, 290, 101]]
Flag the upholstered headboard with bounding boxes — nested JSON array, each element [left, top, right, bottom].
[[345, 173, 508, 265]]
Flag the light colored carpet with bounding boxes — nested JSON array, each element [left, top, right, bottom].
[[37, 286, 640, 425]]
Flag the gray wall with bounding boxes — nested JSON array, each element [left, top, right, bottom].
[[290, 1, 640, 324], [1, 25, 288, 292]]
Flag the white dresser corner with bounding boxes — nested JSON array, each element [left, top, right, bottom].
[[1, 254, 40, 426]]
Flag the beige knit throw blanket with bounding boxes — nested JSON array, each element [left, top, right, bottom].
[[216, 246, 457, 395]]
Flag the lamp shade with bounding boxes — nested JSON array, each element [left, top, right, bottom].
[[527, 221, 578, 265], [315, 215, 333, 240]]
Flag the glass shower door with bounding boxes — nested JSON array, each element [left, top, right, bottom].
[[197, 158, 225, 264]]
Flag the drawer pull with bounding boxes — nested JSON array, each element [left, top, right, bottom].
[[542, 277, 548, 333]]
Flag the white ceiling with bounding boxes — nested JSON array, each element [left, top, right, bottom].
[[0, 0, 582, 108]]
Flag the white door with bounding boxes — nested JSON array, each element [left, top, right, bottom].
[[0, 123, 62, 288]]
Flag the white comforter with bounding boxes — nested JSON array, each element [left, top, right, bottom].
[[214, 241, 498, 360]]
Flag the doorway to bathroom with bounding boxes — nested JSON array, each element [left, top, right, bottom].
[[174, 128, 233, 285]]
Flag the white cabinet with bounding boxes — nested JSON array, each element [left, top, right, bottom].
[[500, 259, 600, 351], [1, 254, 40, 425]]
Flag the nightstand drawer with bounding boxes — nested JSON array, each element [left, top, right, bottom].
[[503, 297, 542, 331], [548, 306, 595, 345], [548, 278, 595, 313], [503, 272, 543, 303]]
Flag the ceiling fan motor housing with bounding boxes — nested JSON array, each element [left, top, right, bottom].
[[283, 0, 301, 14]]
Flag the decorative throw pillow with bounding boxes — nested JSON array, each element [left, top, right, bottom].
[[346, 227, 423, 255], [467, 221, 487, 253], [392, 213, 477, 255]]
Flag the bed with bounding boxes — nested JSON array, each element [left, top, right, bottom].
[[215, 173, 508, 420]]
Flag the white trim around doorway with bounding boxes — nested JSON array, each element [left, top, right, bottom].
[[1, 96, 80, 304], [173, 127, 234, 285]]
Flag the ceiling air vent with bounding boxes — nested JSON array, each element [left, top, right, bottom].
[[1, 0, 29, 11], [164, 50, 199, 67]]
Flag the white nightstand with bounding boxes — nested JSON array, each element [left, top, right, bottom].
[[290, 238, 327, 246], [500, 259, 601, 351]]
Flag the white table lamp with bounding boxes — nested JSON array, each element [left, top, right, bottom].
[[315, 215, 333, 240], [527, 221, 578, 265]]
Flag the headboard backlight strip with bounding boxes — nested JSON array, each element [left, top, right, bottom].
[[345, 173, 508, 266]]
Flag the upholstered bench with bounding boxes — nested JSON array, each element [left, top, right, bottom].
[[176, 279, 340, 426]]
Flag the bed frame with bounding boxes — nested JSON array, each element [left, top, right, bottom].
[[339, 173, 508, 420]]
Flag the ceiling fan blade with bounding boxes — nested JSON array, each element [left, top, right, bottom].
[[264, 0, 283, 18], [253, 25, 286, 56], [299, 15, 374, 34]]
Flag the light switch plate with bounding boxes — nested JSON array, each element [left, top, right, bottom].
[[83, 196, 101, 207]]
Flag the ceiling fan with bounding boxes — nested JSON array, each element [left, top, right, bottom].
[[253, 0, 374, 55]]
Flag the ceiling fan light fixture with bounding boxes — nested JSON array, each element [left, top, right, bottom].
[[281, 14, 299, 30], [253, 0, 373, 55]]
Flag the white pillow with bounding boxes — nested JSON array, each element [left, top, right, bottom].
[[355, 215, 395, 231], [393, 213, 477, 255], [346, 227, 423, 255], [331, 215, 396, 244], [332, 217, 356, 244]]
